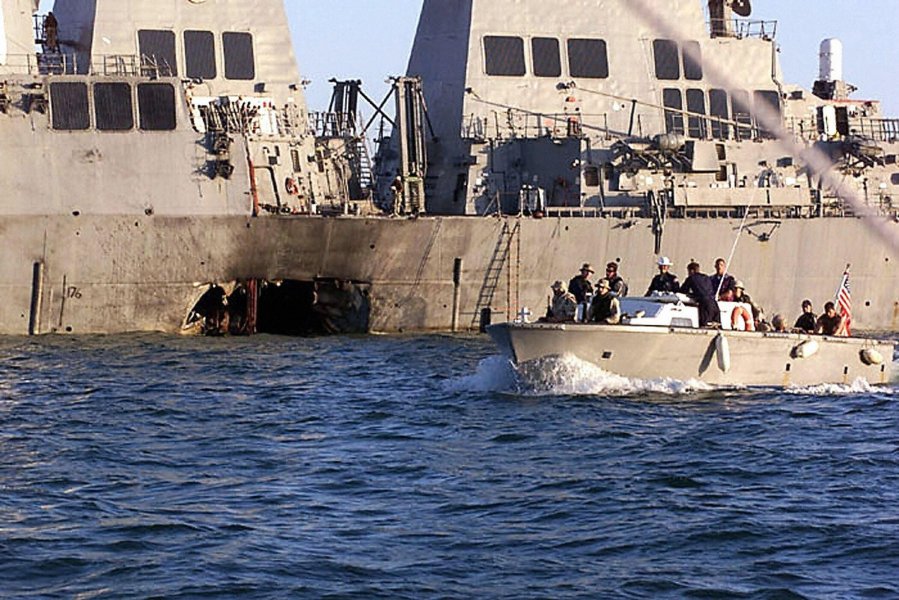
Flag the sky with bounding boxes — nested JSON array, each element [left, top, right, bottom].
[[291, 0, 899, 116]]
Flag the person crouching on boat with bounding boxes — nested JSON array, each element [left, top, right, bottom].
[[590, 279, 621, 324], [815, 302, 848, 336], [544, 281, 578, 323], [646, 256, 679, 295], [680, 262, 721, 327]]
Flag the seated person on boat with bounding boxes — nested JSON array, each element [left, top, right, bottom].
[[816, 302, 848, 336], [543, 281, 578, 323], [591, 279, 621, 324]]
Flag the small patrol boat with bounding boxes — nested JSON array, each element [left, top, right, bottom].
[[488, 294, 895, 387]]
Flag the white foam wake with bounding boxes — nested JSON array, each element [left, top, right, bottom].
[[446, 354, 712, 398], [785, 378, 882, 397]]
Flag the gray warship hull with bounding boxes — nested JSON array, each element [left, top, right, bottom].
[[487, 322, 895, 387], [6, 213, 898, 335]]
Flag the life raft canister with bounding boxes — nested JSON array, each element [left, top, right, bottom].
[[730, 305, 755, 331]]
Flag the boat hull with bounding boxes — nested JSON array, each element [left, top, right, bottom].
[[488, 322, 895, 387]]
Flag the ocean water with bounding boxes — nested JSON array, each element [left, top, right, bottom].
[[1, 334, 898, 599]]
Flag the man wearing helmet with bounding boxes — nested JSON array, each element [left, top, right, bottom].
[[645, 256, 680, 295]]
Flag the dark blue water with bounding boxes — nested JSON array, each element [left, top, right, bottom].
[[1, 334, 898, 599]]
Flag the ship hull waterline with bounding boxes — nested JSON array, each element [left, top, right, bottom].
[[488, 322, 895, 388]]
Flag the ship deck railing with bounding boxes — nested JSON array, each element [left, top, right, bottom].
[[0, 53, 174, 78]]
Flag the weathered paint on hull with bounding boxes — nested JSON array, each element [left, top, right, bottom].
[[2, 213, 898, 335], [488, 322, 895, 387]]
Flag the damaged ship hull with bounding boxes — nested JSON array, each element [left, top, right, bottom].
[[6, 214, 898, 335]]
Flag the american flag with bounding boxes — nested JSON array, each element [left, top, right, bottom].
[[836, 268, 852, 336]]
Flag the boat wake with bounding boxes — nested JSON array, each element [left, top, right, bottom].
[[447, 354, 712, 397]]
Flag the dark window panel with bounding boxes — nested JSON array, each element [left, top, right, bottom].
[[567, 38, 609, 79], [94, 82, 133, 131], [532, 37, 561, 78], [753, 90, 782, 138], [683, 40, 703, 80], [138, 83, 176, 131], [686, 88, 707, 138], [50, 82, 90, 130], [138, 29, 177, 76], [663, 88, 684, 135], [709, 88, 730, 139], [184, 30, 216, 80], [484, 36, 525, 76], [731, 89, 753, 140], [223, 32, 255, 80], [653, 39, 680, 80]]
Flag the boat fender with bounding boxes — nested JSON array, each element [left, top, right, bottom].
[[859, 348, 884, 366], [730, 306, 754, 331], [285, 177, 299, 195], [716, 333, 731, 373], [791, 339, 819, 359]]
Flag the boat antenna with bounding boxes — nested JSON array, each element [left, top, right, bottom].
[[715, 186, 759, 298]]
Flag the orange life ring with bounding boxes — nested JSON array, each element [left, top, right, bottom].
[[731, 305, 755, 331], [285, 177, 299, 196]]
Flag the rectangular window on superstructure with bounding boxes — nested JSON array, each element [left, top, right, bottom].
[[686, 88, 707, 138], [663, 88, 684, 135], [653, 39, 680, 80], [753, 90, 782, 139], [184, 30, 216, 80], [683, 41, 703, 81], [731, 89, 753, 140], [532, 37, 561, 78], [137, 83, 176, 131], [138, 30, 177, 76], [709, 88, 730, 139], [50, 82, 90, 130], [567, 38, 608, 79], [94, 82, 133, 131], [223, 32, 255, 80], [484, 36, 526, 76]]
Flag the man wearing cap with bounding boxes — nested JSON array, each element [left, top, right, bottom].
[[590, 279, 621, 324], [605, 262, 628, 297], [545, 281, 577, 323], [733, 280, 761, 322], [568, 263, 595, 304], [680, 262, 720, 327], [646, 256, 679, 295], [793, 299, 817, 333]]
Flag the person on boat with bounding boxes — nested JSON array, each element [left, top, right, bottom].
[[733, 281, 762, 323], [544, 281, 578, 323], [816, 302, 848, 336], [793, 299, 817, 333], [771, 314, 787, 333], [568, 263, 594, 304], [680, 262, 721, 327], [645, 256, 679, 295], [590, 279, 621, 324], [605, 262, 628, 297], [43, 12, 59, 53], [710, 257, 736, 299]]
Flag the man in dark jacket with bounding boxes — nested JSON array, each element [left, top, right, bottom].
[[568, 263, 594, 304], [680, 262, 720, 327], [793, 299, 817, 332], [605, 261, 628, 297], [646, 256, 679, 295], [710, 257, 736, 298], [591, 279, 621, 324]]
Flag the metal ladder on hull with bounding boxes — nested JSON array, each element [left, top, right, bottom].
[[471, 220, 521, 329]]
